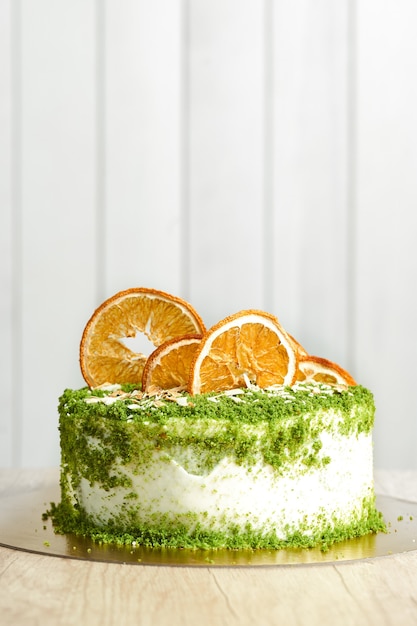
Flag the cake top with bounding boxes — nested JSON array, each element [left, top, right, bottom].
[[59, 382, 375, 479], [64, 380, 373, 427], [78, 287, 357, 396]]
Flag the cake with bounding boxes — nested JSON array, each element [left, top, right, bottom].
[[50, 288, 385, 550]]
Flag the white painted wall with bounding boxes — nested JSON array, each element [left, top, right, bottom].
[[1, 0, 416, 469]]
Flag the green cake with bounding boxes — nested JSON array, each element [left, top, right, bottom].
[[50, 288, 385, 550]]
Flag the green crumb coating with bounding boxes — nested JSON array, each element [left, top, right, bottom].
[[53, 382, 383, 550], [58, 383, 375, 483], [47, 495, 385, 551]]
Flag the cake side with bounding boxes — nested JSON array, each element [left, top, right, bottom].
[[51, 383, 385, 550]]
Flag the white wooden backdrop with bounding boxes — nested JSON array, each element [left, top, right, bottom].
[[1, 0, 416, 469]]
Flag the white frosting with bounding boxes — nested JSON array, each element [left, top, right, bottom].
[[73, 429, 373, 536]]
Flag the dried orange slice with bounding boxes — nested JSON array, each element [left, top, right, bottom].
[[142, 334, 202, 392], [80, 288, 205, 387], [188, 310, 298, 395], [296, 355, 356, 386], [288, 333, 309, 358]]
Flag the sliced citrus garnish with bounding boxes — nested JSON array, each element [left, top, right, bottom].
[[296, 355, 356, 386], [80, 288, 205, 387], [142, 334, 202, 392], [288, 333, 309, 358], [188, 310, 298, 395]]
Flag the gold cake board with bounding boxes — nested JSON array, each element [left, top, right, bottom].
[[0, 482, 416, 567]]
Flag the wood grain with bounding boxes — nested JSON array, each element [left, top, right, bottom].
[[1, 469, 417, 626], [0, 0, 13, 466], [188, 0, 265, 327], [19, 0, 97, 466], [271, 0, 350, 368], [104, 0, 184, 298], [1, 2, 417, 469], [355, 0, 417, 470]]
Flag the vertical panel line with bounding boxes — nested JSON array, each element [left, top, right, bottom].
[[180, 0, 190, 300], [347, 0, 357, 374], [263, 0, 274, 311], [96, 0, 106, 302], [11, 0, 22, 467]]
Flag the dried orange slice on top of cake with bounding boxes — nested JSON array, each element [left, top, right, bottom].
[[296, 355, 356, 387], [188, 310, 298, 395], [288, 333, 309, 358], [80, 288, 205, 387], [142, 334, 202, 392]]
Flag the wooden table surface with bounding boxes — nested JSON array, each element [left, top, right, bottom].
[[1, 468, 417, 626]]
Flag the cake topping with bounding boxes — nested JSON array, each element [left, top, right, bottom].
[[81, 380, 353, 412], [79, 287, 205, 388], [79, 287, 356, 394], [188, 310, 297, 394], [142, 334, 202, 392], [296, 355, 357, 386]]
